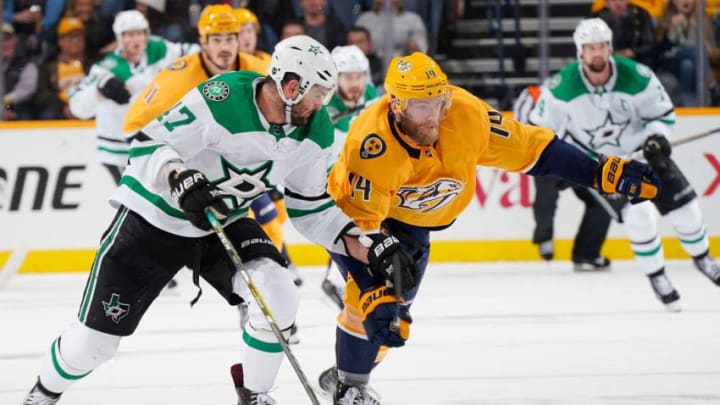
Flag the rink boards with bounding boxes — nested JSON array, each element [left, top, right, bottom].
[[0, 110, 718, 272]]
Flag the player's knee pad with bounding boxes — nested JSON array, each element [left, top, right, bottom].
[[59, 322, 121, 371], [666, 198, 704, 234], [621, 201, 658, 241], [234, 258, 298, 331]]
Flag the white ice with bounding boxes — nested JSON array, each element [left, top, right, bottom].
[[2, 260, 720, 404]]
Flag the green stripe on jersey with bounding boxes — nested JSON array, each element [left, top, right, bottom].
[[118, 176, 186, 219], [78, 208, 128, 322]]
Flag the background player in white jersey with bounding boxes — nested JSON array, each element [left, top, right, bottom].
[[321, 44, 379, 308], [69, 10, 197, 184], [529, 18, 720, 311], [21, 36, 404, 405], [514, 85, 613, 270]]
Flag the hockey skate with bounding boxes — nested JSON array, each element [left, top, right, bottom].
[[321, 279, 344, 309], [538, 240, 554, 261], [230, 363, 276, 405], [572, 256, 611, 272], [693, 254, 720, 286], [335, 381, 380, 405], [648, 269, 681, 312], [22, 379, 61, 405]]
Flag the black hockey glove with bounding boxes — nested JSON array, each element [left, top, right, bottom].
[[642, 134, 672, 162], [595, 154, 661, 204], [366, 235, 418, 294], [169, 169, 229, 231], [98, 76, 131, 104], [359, 285, 412, 347]]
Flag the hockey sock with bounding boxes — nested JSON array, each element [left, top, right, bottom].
[[241, 327, 287, 393], [666, 200, 709, 257], [39, 323, 120, 393]]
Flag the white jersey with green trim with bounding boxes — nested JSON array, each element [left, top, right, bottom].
[[110, 71, 355, 253], [70, 36, 198, 166], [528, 56, 675, 157]]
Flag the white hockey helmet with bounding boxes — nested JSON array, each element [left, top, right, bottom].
[[112, 10, 150, 40], [573, 18, 613, 59], [269, 35, 337, 105], [331, 45, 369, 74]]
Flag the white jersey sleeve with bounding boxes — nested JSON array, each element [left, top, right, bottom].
[[634, 68, 675, 140], [68, 64, 108, 119]]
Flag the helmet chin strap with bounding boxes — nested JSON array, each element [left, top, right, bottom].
[[274, 79, 301, 124], [284, 103, 292, 124]]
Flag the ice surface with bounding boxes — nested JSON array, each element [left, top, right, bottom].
[[2, 260, 720, 404]]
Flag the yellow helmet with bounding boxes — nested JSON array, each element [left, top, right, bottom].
[[384, 52, 449, 113], [197, 4, 241, 38], [234, 8, 259, 29]]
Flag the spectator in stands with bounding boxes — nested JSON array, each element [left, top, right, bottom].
[[235, 7, 271, 67], [298, 0, 347, 51], [246, 0, 296, 51], [67, 0, 115, 62], [3, 0, 65, 57], [134, 0, 191, 43], [2, 23, 38, 121], [355, 0, 427, 59], [595, 0, 656, 68], [403, 0, 444, 54], [326, 0, 371, 29], [346, 25, 383, 86], [280, 19, 305, 39], [655, 0, 720, 106], [34, 17, 90, 119]]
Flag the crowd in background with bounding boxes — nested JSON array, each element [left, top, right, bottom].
[[3, 0, 720, 121]]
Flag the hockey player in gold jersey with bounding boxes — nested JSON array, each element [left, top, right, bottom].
[[234, 7, 272, 66], [318, 52, 662, 404], [122, 4, 267, 136]]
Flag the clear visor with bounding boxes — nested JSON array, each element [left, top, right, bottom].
[[303, 84, 335, 105], [403, 95, 449, 120]]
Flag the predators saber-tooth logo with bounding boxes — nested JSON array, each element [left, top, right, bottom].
[[396, 179, 464, 213]]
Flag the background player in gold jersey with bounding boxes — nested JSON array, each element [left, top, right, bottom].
[[234, 8, 271, 66], [318, 52, 662, 404], [122, 4, 266, 136]]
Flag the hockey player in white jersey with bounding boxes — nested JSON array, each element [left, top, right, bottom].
[[21, 36, 400, 405], [69, 10, 197, 183], [529, 18, 720, 310]]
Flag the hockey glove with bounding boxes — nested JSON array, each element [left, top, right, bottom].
[[595, 155, 661, 203], [366, 235, 419, 294], [642, 134, 672, 162], [169, 169, 229, 231], [98, 76, 131, 104], [359, 285, 412, 347]]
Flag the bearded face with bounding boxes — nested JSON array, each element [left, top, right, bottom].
[[395, 96, 447, 146], [581, 42, 611, 74]]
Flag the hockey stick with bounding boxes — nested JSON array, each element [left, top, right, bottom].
[[0, 249, 27, 289], [629, 126, 720, 159], [205, 210, 321, 405], [331, 104, 366, 124]]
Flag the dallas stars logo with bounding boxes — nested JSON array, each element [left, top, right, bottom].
[[307, 45, 322, 55], [214, 157, 273, 209], [202, 81, 230, 102], [584, 112, 630, 149], [102, 293, 130, 324]]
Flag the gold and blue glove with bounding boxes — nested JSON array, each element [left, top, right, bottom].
[[359, 285, 412, 347], [594, 155, 661, 203]]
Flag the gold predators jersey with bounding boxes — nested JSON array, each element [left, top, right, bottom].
[[327, 85, 555, 232], [122, 51, 269, 136]]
